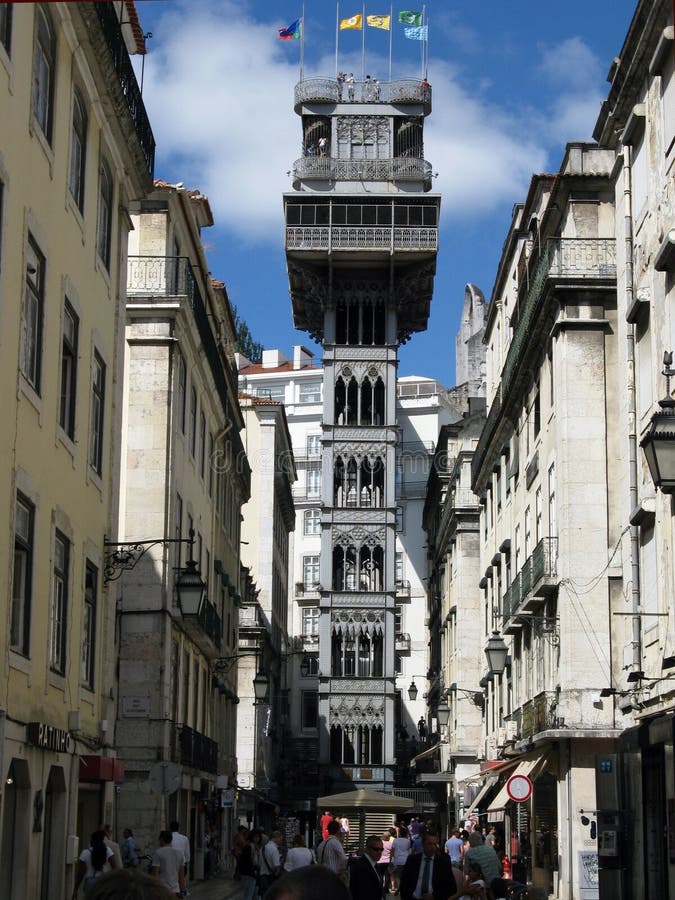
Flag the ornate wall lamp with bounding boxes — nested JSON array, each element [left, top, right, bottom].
[[641, 351, 675, 492]]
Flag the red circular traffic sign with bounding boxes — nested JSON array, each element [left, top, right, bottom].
[[506, 773, 533, 803]]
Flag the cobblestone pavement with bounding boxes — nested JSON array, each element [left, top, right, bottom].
[[187, 873, 243, 900]]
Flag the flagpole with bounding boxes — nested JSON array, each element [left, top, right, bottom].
[[300, 0, 305, 81], [388, 3, 392, 83], [424, 11, 429, 78], [335, 1, 339, 76], [361, 1, 365, 81], [421, 4, 426, 78]]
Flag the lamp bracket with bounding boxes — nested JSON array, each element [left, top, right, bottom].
[[103, 528, 197, 583], [517, 614, 560, 646]]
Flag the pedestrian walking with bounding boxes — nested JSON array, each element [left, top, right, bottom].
[[150, 831, 185, 898], [121, 829, 141, 868]]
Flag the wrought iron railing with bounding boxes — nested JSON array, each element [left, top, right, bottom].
[[93, 4, 155, 176], [127, 255, 191, 296], [174, 725, 218, 774], [503, 573, 522, 626], [293, 157, 432, 184], [520, 691, 561, 736], [531, 537, 558, 583], [502, 237, 615, 395], [285, 226, 438, 252], [295, 77, 431, 108], [502, 538, 558, 627], [452, 488, 479, 509], [197, 598, 221, 651]]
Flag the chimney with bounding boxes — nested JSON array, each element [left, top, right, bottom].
[[262, 349, 289, 369], [293, 345, 314, 370]]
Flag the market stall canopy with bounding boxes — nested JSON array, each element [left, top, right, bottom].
[[317, 788, 415, 810]]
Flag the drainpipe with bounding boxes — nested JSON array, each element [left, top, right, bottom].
[[566, 738, 573, 900], [623, 144, 642, 673]]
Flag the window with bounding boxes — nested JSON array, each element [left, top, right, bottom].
[[97, 157, 113, 268], [175, 493, 183, 568], [307, 466, 321, 498], [302, 607, 320, 639], [255, 385, 285, 402], [199, 411, 206, 478], [302, 691, 318, 729], [50, 531, 69, 674], [302, 555, 320, 589], [395, 506, 405, 532], [524, 506, 532, 559], [304, 509, 320, 535], [532, 386, 541, 440], [11, 494, 34, 655], [299, 381, 321, 403], [394, 607, 402, 634], [68, 89, 87, 212], [189, 386, 197, 457], [307, 434, 321, 457], [207, 432, 214, 496], [548, 464, 557, 537], [176, 351, 187, 433], [395, 552, 403, 583], [33, 4, 56, 142], [0, 3, 13, 55], [89, 351, 105, 474], [301, 655, 319, 676], [81, 562, 97, 689], [535, 487, 543, 544], [59, 301, 78, 438], [21, 237, 45, 392]]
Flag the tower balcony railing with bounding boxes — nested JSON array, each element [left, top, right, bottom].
[[286, 225, 438, 252], [292, 156, 433, 187], [295, 77, 431, 111], [172, 724, 218, 775]]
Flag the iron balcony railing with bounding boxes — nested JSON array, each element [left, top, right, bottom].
[[452, 488, 479, 509], [502, 237, 616, 397], [293, 157, 432, 185], [520, 691, 562, 737], [198, 598, 221, 651], [295, 77, 431, 109], [286, 226, 438, 252], [93, 4, 155, 176], [502, 537, 558, 627], [173, 725, 218, 775], [127, 256, 251, 493]]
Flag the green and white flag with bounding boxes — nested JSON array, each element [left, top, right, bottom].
[[398, 10, 422, 26]]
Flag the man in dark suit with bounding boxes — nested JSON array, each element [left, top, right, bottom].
[[400, 831, 456, 900], [349, 834, 385, 900]]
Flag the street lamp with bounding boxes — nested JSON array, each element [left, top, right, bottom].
[[175, 558, 206, 617], [253, 669, 269, 703], [436, 700, 450, 728], [408, 680, 419, 701], [485, 631, 509, 677], [641, 351, 675, 492]]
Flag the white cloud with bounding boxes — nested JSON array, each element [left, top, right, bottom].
[[140, 4, 597, 240]]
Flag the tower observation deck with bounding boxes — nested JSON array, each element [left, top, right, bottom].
[[284, 73, 440, 792]]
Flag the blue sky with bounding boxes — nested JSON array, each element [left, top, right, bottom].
[[133, 0, 636, 384]]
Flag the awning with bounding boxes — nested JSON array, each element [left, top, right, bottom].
[[486, 753, 548, 822], [464, 775, 498, 816], [410, 741, 442, 768], [317, 789, 414, 811]]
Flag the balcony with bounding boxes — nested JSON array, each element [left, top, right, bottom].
[[451, 488, 479, 509], [395, 580, 411, 600], [395, 632, 411, 651], [294, 77, 431, 112], [503, 237, 616, 399], [286, 225, 438, 253], [295, 582, 321, 600], [292, 156, 433, 190], [127, 255, 193, 297], [93, 4, 155, 175], [502, 538, 559, 630], [520, 691, 563, 739], [172, 724, 218, 775], [181, 597, 221, 659]]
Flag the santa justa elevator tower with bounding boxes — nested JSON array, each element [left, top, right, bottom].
[[284, 75, 440, 792]]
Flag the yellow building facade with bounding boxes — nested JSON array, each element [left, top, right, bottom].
[[0, 4, 152, 898]]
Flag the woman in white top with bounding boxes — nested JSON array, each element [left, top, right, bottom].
[[284, 834, 315, 871], [390, 825, 411, 895], [74, 830, 116, 895]]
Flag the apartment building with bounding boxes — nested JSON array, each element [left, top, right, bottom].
[[593, 1, 675, 897], [0, 4, 153, 898], [470, 144, 619, 899], [114, 182, 250, 877]]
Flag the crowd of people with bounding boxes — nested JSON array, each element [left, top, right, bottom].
[[78, 814, 515, 900], [73, 820, 191, 899]]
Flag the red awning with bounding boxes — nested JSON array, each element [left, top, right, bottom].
[[79, 755, 124, 783]]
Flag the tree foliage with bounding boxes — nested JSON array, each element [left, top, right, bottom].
[[232, 305, 263, 363]]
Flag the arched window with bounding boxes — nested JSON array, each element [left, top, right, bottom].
[[97, 157, 113, 269]]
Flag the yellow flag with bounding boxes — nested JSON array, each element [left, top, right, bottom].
[[340, 13, 363, 30], [367, 14, 391, 30]]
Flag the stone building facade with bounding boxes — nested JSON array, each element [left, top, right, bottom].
[[114, 182, 250, 877], [0, 4, 152, 898]]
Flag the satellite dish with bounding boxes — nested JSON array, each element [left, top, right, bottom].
[[147, 762, 182, 795]]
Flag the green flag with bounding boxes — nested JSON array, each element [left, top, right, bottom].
[[398, 10, 422, 26]]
